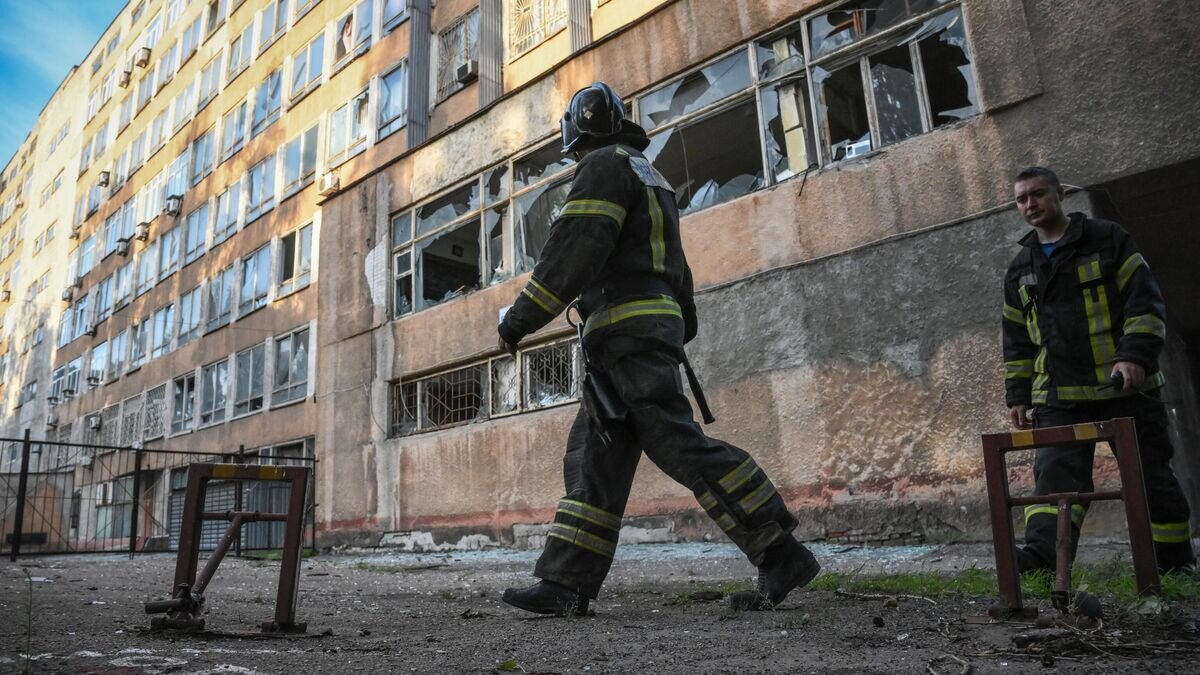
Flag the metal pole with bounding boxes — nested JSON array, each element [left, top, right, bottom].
[[9, 429, 33, 561], [235, 445, 244, 557], [129, 447, 144, 560]]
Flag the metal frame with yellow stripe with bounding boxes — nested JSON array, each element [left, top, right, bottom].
[[981, 417, 1161, 615]]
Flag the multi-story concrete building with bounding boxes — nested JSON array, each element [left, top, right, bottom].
[[4, 0, 1198, 554]]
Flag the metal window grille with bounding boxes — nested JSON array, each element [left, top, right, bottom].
[[490, 355, 519, 416], [422, 364, 487, 429], [121, 396, 143, 446], [100, 405, 121, 447], [436, 10, 478, 101], [144, 384, 168, 440], [391, 380, 418, 436], [510, 0, 567, 56], [523, 340, 579, 409]]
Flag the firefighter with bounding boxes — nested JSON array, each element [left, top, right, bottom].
[[497, 82, 820, 616], [1003, 166, 1195, 574]]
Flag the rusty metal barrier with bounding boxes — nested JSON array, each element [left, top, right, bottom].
[[145, 463, 311, 633], [981, 417, 1160, 618]]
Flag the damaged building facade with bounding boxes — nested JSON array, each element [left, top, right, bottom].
[[316, 0, 1200, 550], [3, 0, 1197, 555]]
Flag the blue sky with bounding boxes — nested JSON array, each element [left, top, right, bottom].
[[0, 0, 128, 168]]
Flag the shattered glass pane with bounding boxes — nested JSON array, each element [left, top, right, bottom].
[[418, 220, 481, 308], [756, 26, 804, 81], [869, 44, 923, 146], [392, 210, 412, 248], [485, 163, 509, 205], [394, 251, 412, 317], [637, 50, 751, 131], [815, 63, 872, 162], [809, 0, 952, 58], [486, 206, 508, 285], [490, 356, 519, 415], [516, 176, 571, 267], [761, 77, 814, 182], [421, 365, 486, 428], [644, 98, 764, 214], [524, 341, 577, 409], [916, 10, 977, 126], [416, 182, 478, 237], [513, 142, 573, 191]]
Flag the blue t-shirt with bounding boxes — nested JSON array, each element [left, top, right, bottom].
[[1040, 242, 1057, 259]]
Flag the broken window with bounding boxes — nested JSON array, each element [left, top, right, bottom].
[[273, 326, 309, 404], [514, 176, 570, 270], [758, 26, 815, 182], [291, 33, 325, 100], [251, 69, 283, 136], [422, 365, 487, 429], [805, 4, 977, 162], [417, 220, 481, 309], [278, 223, 313, 294], [172, 372, 196, 434], [378, 61, 409, 140], [416, 182, 478, 237], [490, 355, 519, 415], [644, 98, 764, 214], [523, 340, 580, 409], [200, 359, 228, 425], [334, 0, 374, 65], [637, 50, 752, 132], [328, 89, 370, 165], [235, 344, 265, 416], [239, 245, 270, 315], [144, 383, 167, 440]]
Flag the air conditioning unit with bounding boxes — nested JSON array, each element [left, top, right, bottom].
[[45, 414, 59, 429], [117, 238, 131, 256], [87, 414, 103, 431], [98, 171, 111, 187], [135, 221, 151, 241], [84, 325, 97, 337], [86, 374, 101, 387], [0, 289, 9, 302], [72, 275, 84, 289], [61, 287, 74, 302], [134, 47, 151, 68], [69, 225, 82, 240], [318, 171, 340, 197], [456, 59, 479, 85], [163, 194, 183, 216], [62, 388, 76, 400], [118, 70, 131, 88]]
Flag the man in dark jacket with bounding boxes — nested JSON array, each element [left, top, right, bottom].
[[498, 83, 820, 616], [1003, 166, 1194, 574]]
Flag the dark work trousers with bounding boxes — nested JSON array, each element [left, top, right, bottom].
[[535, 346, 798, 598], [1023, 392, 1195, 572]]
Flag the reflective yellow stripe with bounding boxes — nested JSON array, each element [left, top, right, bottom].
[[522, 277, 566, 316], [1073, 423, 1099, 441], [558, 199, 627, 229], [1011, 430, 1034, 448], [718, 459, 759, 493], [697, 490, 718, 511], [1117, 253, 1146, 292], [716, 514, 736, 532], [1028, 504, 1088, 527], [1123, 314, 1166, 339], [582, 296, 682, 337], [1151, 521, 1190, 544], [739, 479, 777, 516], [1032, 347, 1049, 403], [557, 499, 622, 532], [1024, 505, 1057, 522], [1076, 259, 1103, 284], [1083, 286, 1117, 384], [1055, 370, 1166, 401], [1003, 304, 1024, 325], [646, 187, 665, 273], [548, 523, 617, 558], [1005, 360, 1034, 380]]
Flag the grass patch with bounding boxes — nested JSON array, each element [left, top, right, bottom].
[[812, 560, 1200, 610]]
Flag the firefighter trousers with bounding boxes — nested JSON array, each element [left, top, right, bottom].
[[1023, 393, 1194, 572], [535, 346, 798, 598]]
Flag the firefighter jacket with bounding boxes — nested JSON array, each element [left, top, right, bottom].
[[1002, 213, 1167, 407], [498, 142, 697, 355]]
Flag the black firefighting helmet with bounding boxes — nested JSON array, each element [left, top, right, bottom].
[[560, 82, 648, 153]]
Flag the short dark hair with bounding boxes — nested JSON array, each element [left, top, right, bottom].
[[1015, 166, 1061, 189]]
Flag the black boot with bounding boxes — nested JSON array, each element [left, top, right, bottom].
[[1016, 546, 1053, 574], [1156, 541, 1196, 576], [730, 536, 821, 611], [502, 580, 590, 617]]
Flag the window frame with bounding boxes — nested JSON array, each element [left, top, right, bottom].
[[272, 325, 310, 406]]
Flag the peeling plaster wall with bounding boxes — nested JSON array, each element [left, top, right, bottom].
[[315, 0, 1200, 549]]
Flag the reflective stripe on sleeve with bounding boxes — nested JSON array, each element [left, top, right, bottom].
[[1003, 304, 1025, 325], [1123, 314, 1166, 339], [1117, 253, 1147, 292], [1005, 360, 1034, 380], [521, 277, 567, 316], [558, 199, 627, 229], [647, 187, 665, 273]]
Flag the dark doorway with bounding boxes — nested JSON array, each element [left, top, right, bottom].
[[1092, 158, 1200, 527]]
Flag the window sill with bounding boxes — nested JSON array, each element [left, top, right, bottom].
[[169, 427, 193, 439], [281, 177, 314, 202], [294, 1, 320, 23], [269, 395, 306, 411], [231, 407, 263, 422], [197, 418, 225, 431], [203, 22, 225, 45], [383, 15, 410, 35], [226, 64, 249, 88], [259, 31, 285, 56], [274, 279, 309, 301], [204, 319, 231, 335], [331, 42, 371, 78], [236, 302, 266, 321], [287, 81, 321, 109]]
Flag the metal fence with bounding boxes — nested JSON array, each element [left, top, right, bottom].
[[1, 431, 316, 560]]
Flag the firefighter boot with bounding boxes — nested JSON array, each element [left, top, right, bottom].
[[502, 580, 590, 617], [1016, 546, 1053, 574], [730, 536, 821, 611], [1156, 541, 1196, 576]]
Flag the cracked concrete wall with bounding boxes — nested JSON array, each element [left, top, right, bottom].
[[315, 0, 1200, 549]]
